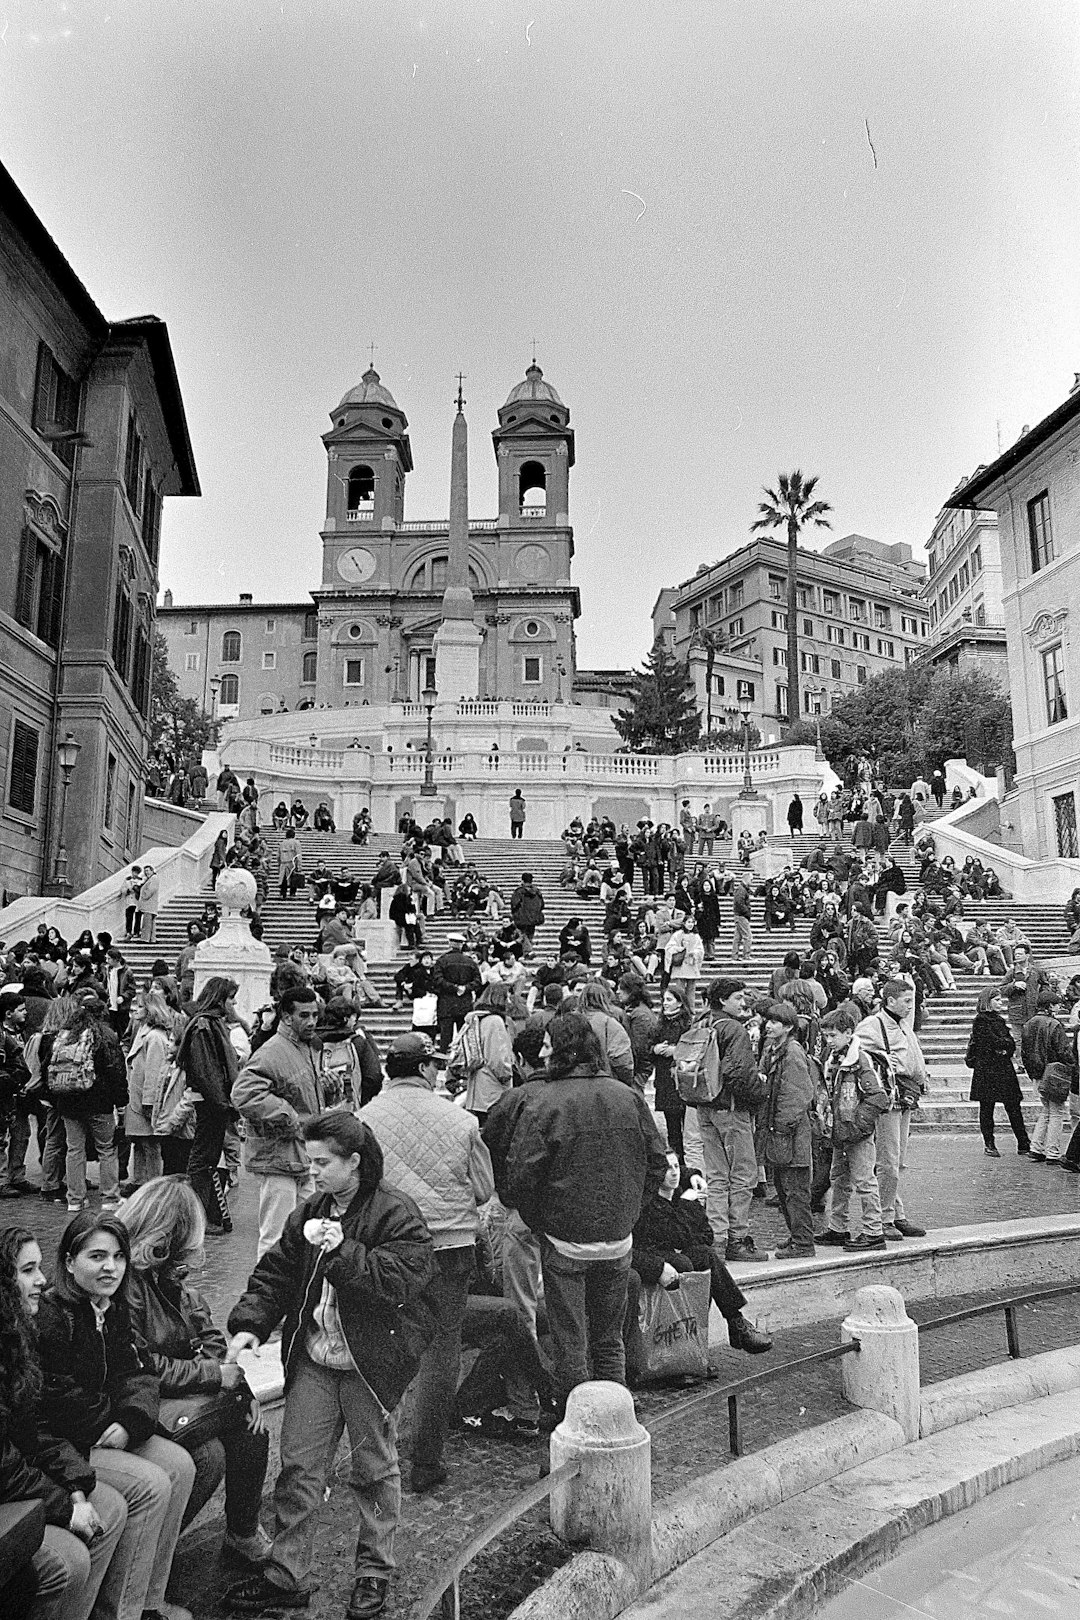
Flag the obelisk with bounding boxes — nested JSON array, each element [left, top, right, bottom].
[[432, 375, 482, 700]]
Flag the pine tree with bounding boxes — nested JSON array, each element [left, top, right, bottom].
[[614, 638, 702, 753]]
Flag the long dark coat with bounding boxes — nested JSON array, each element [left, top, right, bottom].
[[965, 1010, 1024, 1105]]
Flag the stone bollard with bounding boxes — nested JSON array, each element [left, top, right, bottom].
[[841, 1284, 920, 1442], [549, 1381, 652, 1582]]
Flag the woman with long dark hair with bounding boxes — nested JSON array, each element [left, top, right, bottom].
[[41, 997, 127, 1214], [119, 1180, 270, 1564], [965, 985, 1032, 1157], [123, 990, 180, 1192], [650, 988, 693, 1162], [174, 977, 239, 1236], [35, 1212, 195, 1620], [0, 1225, 128, 1620]]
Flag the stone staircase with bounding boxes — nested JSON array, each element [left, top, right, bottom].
[[110, 827, 1071, 1135]]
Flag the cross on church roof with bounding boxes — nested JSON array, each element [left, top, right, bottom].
[[455, 372, 466, 412], [367, 340, 377, 367]]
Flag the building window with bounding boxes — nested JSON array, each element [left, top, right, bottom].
[[826, 624, 845, 646], [303, 611, 318, 639], [737, 679, 755, 702], [523, 656, 543, 684], [518, 461, 547, 514], [771, 610, 788, 630], [219, 674, 239, 705], [775, 684, 788, 717], [822, 591, 837, 615], [856, 665, 867, 684], [689, 605, 702, 630], [125, 780, 136, 850], [711, 674, 726, 696], [901, 615, 917, 635], [803, 618, 814, 636], [707, 596, 724, 622], [1053, 793, 1079, 859], [123, 412, 142, 512], [972, 545, 982, 574], [131, 627, 151, 717], [344, 657, 365, 686], [848, 598, 865, 622], [853, 632, 870, 652], [873, 605, 891, 629], [302, 651, 317, 683], [221, 631, 241, 662], [262, 651, 276, 669], [112, 584, 132, 680], [346, 464, 376, 515], [32, 343, 81, 468], [103, 754, 117, 829], [927, 549, 937, 577], [265, 617, 276, 634], [185, 619, 199, 636], [728, 617, 744, 636], [769, 575, 785, 601], [141, 470, 161, 564], [796, 586, 813, 609], [729, 583, 744, 609], [800, 652, 820, 674], [407, 557, 481, 593], [185, 652, 199, 672], [975, 602, 986, 626], [958, 563, 970, 590], [929, 605, 937, 627], [830, 658, 841, 680], [15, 529, 64, 648], [1028, 491, 1053, 573], [7, 721, 39, 817], [905, 646, 919, 666], [876, 639, 895, 658], [1043, 643, 1068, 724], [258, 693, 277, 715], [772, 647, 788, 667], [938, 592, 948, 618]]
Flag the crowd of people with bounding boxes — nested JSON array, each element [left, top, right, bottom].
[[2, 763, 1078, 1620]]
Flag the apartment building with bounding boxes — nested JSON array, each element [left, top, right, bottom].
[[921, 499, 1008, 681]]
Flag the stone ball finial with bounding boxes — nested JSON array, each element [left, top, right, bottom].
[[215, 867, 256, 917]]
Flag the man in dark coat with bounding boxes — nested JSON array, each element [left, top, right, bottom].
[[509, 873, 545, 947], [431, 937, 483, 1052]]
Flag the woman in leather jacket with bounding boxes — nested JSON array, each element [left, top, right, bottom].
[[120, 1180, 270, 1565]]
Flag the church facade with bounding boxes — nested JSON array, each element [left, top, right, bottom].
[[159, 363, 580, 722]]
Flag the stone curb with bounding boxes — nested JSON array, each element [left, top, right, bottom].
[[508, 1351, 1080, 1620]]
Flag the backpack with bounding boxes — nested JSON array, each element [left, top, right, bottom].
[[448, 1012, 489, 1080], [673, 1021, 723, 1106], [150, 1058, 188, 1134], [319, 1038, 362, 1111], [47, 1029, 97, 1096]]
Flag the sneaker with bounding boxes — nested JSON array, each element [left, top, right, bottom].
[[100, 1200, 122, 1214], [223, 1526, 273, 1564], [843, 1233, 887, 1252], [893, 1220, 926, 1238], [725, 1238, 757, 1262], [816, 1229, 850, 1246], [66, 1200, 86, 1213], [222, 1575, 311, 1613], [984, 1144, 1001, 1157], [346, 1577, 389, 1619]]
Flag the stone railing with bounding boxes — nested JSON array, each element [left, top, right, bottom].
[[268, 745, 345, 771]]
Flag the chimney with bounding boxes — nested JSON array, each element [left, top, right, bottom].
[[163, 588, 173, 609], [239, 593, 253, 604]]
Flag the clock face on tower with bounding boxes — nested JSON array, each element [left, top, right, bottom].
[[337, 547, 377, 585]]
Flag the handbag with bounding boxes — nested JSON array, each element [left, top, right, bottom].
[[157, 1381, 253, 1450], [412, 992, 438, 1028], [635, 1271, 711, 1382]]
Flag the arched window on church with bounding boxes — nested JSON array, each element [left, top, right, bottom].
[[347, 465, 376, 517], [406, 557, 482, 592], [518, 461, 547, 516], [221, 631, 241, 662]]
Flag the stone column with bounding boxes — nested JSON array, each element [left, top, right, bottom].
[[192, 868, 272, 1025], [549, 1381, 652, 1582], [841, 1284, 921, 1442]]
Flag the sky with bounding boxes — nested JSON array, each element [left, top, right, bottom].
[[3, 0, 1080, 669]]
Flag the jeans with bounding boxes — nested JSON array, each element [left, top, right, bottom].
[[41, 1105, 67, 1193], [184, 1415, 271, 1536], [63, 1111, 118, 1204], [267, 1354, 399, 1589], [188, 1104, 229, 1226], [980, 1095, 1030, 1150], [92, 1436, 196, 1620], [510, 822, 523, 838], [409, 1245, 475, 1474], [0, 1103, 31, 1187], [732, 916, 753, 960], [256, 1172, 312, 1260], [827, 1136, 883, 1238], [774, 1164, 815, 1248], [1031, 1098, 1068, 1160], [874, 1108, 911, 1228], [31, 1482, 127, 1620], [130, 1138, 164, 1184], [539, 1237, 630, 1414], [502, 1207, 542, 1339], [694, 1106, 756, 1248]]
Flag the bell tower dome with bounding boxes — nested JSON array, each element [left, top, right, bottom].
[[320, 366, 413, 587], [492, 362, 574, 529]]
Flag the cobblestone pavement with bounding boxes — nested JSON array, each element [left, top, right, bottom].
[[4, 1137, 1080, 1620]]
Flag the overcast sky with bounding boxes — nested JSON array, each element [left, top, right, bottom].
[[4, 0, 1079, 668]]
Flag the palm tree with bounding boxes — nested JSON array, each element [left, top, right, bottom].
[[751, 471, 832, 730]]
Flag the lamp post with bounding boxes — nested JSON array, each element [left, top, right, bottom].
[[555, 655, 566, 705], [420, 682, 439, 797], [208, 674, 221, 725], [808, 684, 824, 759], [51, 732, 82, 897], [737, 689, 757, 800]]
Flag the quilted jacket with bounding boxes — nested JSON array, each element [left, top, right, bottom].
[[362, 1075, 494, 1248]]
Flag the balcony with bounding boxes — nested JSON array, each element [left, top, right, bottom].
[[346, 509, 374, 522], [520, 506, 546, 521]]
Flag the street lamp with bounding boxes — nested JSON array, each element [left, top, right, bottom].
[[737, 688, 757, 800], [807, 684, 824, 759], [420, 682, 439, 797], [52, 731, 82, 896], [208, 674, 221, 724], [555, 655, 567, 704]]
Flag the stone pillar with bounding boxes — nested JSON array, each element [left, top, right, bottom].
[[841, 1285, 920, 1442], [549, 1381, 652, 1581], [192, 868, 272, 1025], [729, 793, 770, 845]]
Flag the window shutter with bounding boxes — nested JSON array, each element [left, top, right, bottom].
[[37, 548, 64, 647], [15, 530, 37, 627], [8, 722, 39, 815]]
